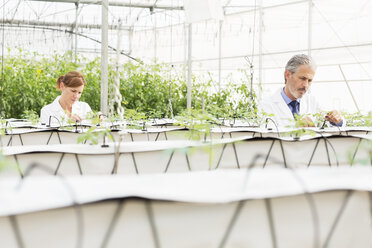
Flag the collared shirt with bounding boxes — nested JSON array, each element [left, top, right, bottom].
[[280, 87, 300, 117], [280, 87, 343, 126]]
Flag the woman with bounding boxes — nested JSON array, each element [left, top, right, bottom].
[[40, 71, 92, 125]]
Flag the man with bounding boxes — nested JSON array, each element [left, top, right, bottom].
[[259, 54, 343, 128]]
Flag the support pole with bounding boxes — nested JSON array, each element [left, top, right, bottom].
[[258, 0, 263, 90], [308, 0, 312, 56], [183, 23, 187, 81], [0, 0, 5, 115], [338, 65, 360, 112], [115, 21, 121, 84], [101, 0, 109, 115], [187, 24, 192, 110], [74, 1, 79, 60], [113, 20, 124, 119], [153, 13, 157, 62], [218, 20, 222, 91]]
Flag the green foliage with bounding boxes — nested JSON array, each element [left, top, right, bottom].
[[343, 112, 372, 127], [175, 109, 220, 141], [21, 109, 39, 124], [0, 148, 16, 173], [85, 111, 102, 126], [77, 126, 114, 145], [284, 113, 323, 129], [282, 114, 318, 138], [0, 118, 6, 136], [294, 114, 315, 127], [124, 109, 147, 121], [79, 57, 101, 111], [124, 109, 148, 129], [119, 62, 187, 117], [347, 139, 372, 165], [191, 75, 257, 121], [174, 109, 226, 168], [0, 51, 80, 118], [0, 51, 258, 121], [0, 152, 10, 172], [283, 128, 316, 139]]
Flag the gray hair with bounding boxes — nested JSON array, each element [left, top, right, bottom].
[[284, 54, 316, 82]]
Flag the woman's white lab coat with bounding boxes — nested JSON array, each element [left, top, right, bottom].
[[40, 96, 92, 125]]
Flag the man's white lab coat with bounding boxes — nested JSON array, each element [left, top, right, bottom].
[[258, 87, 321, 128]]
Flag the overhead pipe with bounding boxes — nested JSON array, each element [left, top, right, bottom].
[[27, 0, 183, 10], [1, 19, 130, 30]]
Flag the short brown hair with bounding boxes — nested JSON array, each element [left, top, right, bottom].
[[56, 71, 86, 90]]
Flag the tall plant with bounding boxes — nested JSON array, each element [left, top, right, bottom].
[[0, 51, 258, 120], [0, 50, 80, 118]]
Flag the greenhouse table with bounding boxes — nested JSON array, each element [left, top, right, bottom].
[[0, 167, 371, 248]]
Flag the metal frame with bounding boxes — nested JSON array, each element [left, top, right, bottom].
[[27, 0, 183, 10]]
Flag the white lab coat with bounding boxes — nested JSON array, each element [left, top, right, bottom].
[[40, 96, 92, 125], [258, 87, 322, 128]]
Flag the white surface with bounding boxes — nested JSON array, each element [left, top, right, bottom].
[[2, 139, 207, 155], [1, 134, 369, 176], [2, 123, 371, 147], [184, 0, 224, 23], [0, 133, 352, 155], [1, 166, 372, 216], [1, 167, 372, 248], [0, 191, 370, 248]]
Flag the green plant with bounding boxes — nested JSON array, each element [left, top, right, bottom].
[[313, 111, 328, 127], [119, 62, 187, 117], [124, 109, 148, 129], [283, 128, 316, 139], [347, 139, 372, 165], [0, 50, 80, 118], [343, 112, 372, 127], [283, 114, 317, 138], [192, 77, 257, 122], [85, 111, 102, 126], [0, 149, 16, 173], [174, 109, 227, 168], [0, 122, 5, 136], [242, 108, 262, 126], [175, 109, 220, 141], [283, 113, 320, 129], [21, 109, 40, 124], [0, 51, 259, 120], [77, 126, 114, 145]]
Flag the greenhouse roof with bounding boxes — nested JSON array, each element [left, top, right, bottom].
[[1, 0, 372, 112]]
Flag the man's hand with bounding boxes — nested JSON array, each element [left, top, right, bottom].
[[325, 110, 342, 125], [298, 116, 315, 127]]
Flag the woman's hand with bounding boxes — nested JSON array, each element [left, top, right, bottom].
[[98, 112, 105, 122], [70, 114, 82, 123]]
